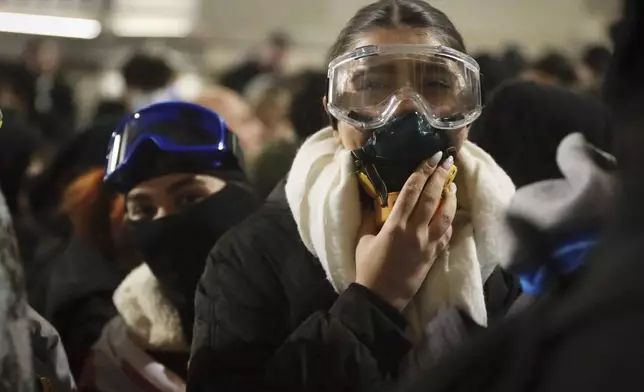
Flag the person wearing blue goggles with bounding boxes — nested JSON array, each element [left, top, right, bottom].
[[104, 101, 243, 192], [85, 101, 259, 389]]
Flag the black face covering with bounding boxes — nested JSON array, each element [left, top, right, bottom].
[[351, 111, 457, 207], [126, 183, 259, 342]]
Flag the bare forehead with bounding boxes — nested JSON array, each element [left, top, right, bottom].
[[352, 27, 444, 49]]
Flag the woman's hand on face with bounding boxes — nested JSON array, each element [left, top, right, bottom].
[[355, 152, 457, 312]]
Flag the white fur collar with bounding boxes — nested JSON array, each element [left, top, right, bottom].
[[285, 127, 515, 347], [113, 263, 188, 352]]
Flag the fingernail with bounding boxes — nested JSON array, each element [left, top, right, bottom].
[[442, 155, 454, 170], [427, 151, 443, 168], [450, 183, 457, 193]]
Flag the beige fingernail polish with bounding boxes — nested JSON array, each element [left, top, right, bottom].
[[427, 151, 443, 168], [441, 155, 454, 170]]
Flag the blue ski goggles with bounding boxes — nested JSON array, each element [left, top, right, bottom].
[[104, 101, 237, 188]]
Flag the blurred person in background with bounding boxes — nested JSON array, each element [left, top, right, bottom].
[[470, 80, 613, 188], [501, 45, 527, 78], [18, 39, 76, 147], [246, 139, 298, 199], [91, 100, 129, 119], [77, 102, 258, 391], [219, 31, 291, 95], [188, 1, 520, 390], [288, 70, 330, 142], [194, 84, 269, 168], [18, 38, 41, 115], [196, 73, 309, 186], [0, 63, 43, 220], [0, 62, 48, 267], [247, 70, 329, 198], [121, 53, 177, 112], [243, 78, 296, 198], [249, 79, 295, 143], [520, 52, 579, 90], [581, 44, 612, 98], [474, 54, 511, 104]]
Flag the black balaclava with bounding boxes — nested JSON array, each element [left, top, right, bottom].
[[125, 167, 259, 343]]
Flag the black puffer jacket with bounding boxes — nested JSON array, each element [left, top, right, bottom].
[[188, 184, 519, 392], [29, 235, 126, 380]]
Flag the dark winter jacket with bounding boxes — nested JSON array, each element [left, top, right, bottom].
[[30, 235, 125, 380], [187, 183, 519, 391]]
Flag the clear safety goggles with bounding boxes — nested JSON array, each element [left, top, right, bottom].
[[327, 44, 482, 131]]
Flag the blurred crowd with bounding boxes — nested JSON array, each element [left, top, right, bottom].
[[0, 0, 642, 391]]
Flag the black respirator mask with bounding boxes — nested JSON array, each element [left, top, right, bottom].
[[351, 111, 458, 226]]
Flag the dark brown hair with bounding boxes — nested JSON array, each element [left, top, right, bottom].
[[327, 0, 466, 64]]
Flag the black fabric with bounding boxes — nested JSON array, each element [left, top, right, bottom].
[[422, 307, 476, 366], [401, 231, 644, 392], [474, 54, 511, 105], [27, 111, 123, 218], [148, 350, 190, 380], [289, 70, 329, 141], [187, 185, 520, 391], [398, 213, 595, 391], [219, 61, 267, 94], [484, 263, 523, 323], [127, 183, 259, 343], [13, 64, 76, 146], [32, 74, 76, 145], [29, 235, 127, 379], [0, 109, 42, 218], [469, 80, 613, 188]]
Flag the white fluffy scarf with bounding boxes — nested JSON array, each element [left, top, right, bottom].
[[285, 127, 515, 348], [113, 263, 188, 352]]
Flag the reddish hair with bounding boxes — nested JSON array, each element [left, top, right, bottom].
[[60, 169, 125, 257]]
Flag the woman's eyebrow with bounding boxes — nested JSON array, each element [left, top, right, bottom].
[[167, 178, 202, 194], [350, 64, 397, 81], [125, 193, 152, 204]]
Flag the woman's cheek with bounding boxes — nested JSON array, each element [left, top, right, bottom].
[[452, 127, 469, 151], [337, 122, 371, 150]]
